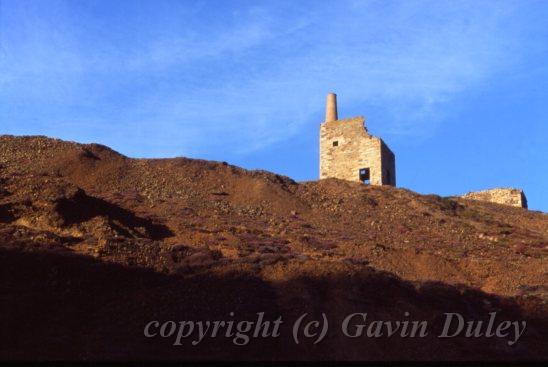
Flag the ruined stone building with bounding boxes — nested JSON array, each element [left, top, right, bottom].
[[461, 188, 528, 209], [320, 93, 396, 186], [318, 93, 528, 208]]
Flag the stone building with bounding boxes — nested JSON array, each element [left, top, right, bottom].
[[461, 188, 528, 208], [320, 93, 396, 185]]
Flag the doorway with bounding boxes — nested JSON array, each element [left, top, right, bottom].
[[359, 168, 370, 184]]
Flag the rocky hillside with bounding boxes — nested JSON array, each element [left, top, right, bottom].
[[1, 135, 546, 361]]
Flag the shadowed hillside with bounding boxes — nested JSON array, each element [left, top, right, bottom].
[[0, 135, 546, 361]]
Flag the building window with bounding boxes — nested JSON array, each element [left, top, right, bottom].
[[359, 168, 370, 184], [332, 141, 338, 147]]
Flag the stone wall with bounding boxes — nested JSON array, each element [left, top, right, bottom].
[[319, 116, 395, 185], [461, 188, 528, 208], [380, 140, 396, 186]]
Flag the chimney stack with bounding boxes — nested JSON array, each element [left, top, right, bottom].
[[325, 93, 338, 122]]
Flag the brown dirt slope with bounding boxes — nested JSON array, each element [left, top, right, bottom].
[[0, 135, 547, 361]]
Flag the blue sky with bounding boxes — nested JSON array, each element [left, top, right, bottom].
[[1, 0, 547, 211]]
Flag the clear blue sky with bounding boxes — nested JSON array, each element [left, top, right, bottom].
[[1, 0, 547, 211]]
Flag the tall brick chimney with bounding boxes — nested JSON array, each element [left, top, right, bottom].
[[325, 93, 338, 122]]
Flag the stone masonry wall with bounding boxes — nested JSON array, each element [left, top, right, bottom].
[[461, 188, 528, 208], [320, 116, 395, 185], [380, 140, 396, 186]]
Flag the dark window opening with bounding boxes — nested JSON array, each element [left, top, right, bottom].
[[332, 141, 338, 147], [359, 168, 370, 184], [385, 169, 391, 185]]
